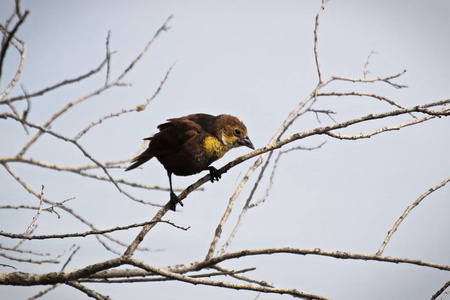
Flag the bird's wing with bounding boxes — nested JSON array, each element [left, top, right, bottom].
[[164, 113, 216, 134], [150, 118, 206, 156]]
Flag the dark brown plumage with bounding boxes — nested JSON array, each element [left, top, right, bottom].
[[125, 113, 254, 210]]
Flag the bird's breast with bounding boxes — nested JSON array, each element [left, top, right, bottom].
[[203, 136, 230, 160]]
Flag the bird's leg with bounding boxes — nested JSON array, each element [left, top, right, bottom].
[[168, 172, 183, 211], [207, 166, 221, 183]]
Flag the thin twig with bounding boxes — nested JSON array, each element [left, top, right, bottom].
[[75, 61, 175, 140], [331, 69, 408, 89], [314, 0, 328, 83], [0, 244, 50, 256], [66, 281, 111, 300], [213, 265, 274, 288], [0, 220, 188, 240], [29, 246, 81, 300], [0, 9, 28, 82], [0, 251, 59, 264], [28, 286, 59, 300], [363, 51, 377, 79], [24, 185, 44, 235], [376, 176, 450, 256], [308, 109, 337, 123], [1, 56, 108, 104], [104, 31, 112, 85], [0, 31, 26, 101], [317, 91, 409, 111], [431, 281, 450, 300]]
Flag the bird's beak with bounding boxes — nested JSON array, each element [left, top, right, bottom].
[[240, 137, 255, 150]]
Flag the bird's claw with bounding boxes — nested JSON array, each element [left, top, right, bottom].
[[169, 191, 183, 211], [208, 166, 221, 183]]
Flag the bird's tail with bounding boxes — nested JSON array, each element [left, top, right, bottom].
[[125, 136, 154, 171], [125, 150, 153, 171]]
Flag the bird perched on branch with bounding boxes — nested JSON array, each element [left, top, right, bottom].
[[125, 113, 254, 211]]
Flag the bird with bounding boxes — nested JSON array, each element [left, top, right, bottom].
[[125, 113, 254, 211]]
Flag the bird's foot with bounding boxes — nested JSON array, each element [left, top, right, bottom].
[[169, 191, 183, 211], [207, 166, 221, 183]]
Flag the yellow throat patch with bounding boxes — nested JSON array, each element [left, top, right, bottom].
[[204, 136, 230, 159]]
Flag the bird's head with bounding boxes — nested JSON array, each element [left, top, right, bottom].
[[216, 115, 254, 150]]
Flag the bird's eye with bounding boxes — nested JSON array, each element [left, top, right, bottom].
[[233, 129, 241, 136]]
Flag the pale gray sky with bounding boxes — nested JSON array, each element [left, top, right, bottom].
[[1, 1, 449, 299]]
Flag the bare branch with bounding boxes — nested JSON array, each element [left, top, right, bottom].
[[0, 264, 16, 270], [314, 0, 328, 83], [28, 286, 59, 300], [376, 176, 450, 256], [0, 30, 26, 101], [24, 185, 45, 235], [122, 205, 171, 257], [0, 244, 50, 257], [363, 51, 377, 79], [115, 15, 172, 83], [0, 8, 28, 82], [28, 246, 80, 299], [308, 108, 337, 123], [250, 142, 326, 209], [66, 281, 111, 300], [1, 56, 107, 104], [213, 265, 274, 288], [81, 267, 256, 283], [0, 250, 59, 264], [202, 247, 450, 272], [75, 61, 175, 140], [0, 219, 188, 240], [331, 69, 408, 89], [325, 107, 449, 141], [431, 280, 450, 300], [1, 246, 448, 287], [127, 258, 330, 300], [0, 257, 124, 285], [317, 91, 409, 111], [104, 31, 112, 85], [61, 246, 80, 271]]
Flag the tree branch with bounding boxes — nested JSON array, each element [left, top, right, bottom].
[[376, 176, 450, 256], [0, 7, 28, 83], [0, 220, 188, 240]]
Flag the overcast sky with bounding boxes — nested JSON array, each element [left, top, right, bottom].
[[1, 1, 449, 299]]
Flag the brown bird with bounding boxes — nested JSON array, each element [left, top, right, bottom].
[[125, 113, 254, 210]]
